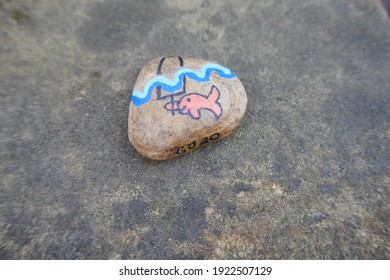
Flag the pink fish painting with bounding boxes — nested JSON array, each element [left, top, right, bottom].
[[164, 85, 223, 120]]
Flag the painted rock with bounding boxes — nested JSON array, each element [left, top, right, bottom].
[[128, 56, 247, 160]]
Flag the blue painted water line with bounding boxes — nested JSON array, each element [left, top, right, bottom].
[[131, 63, 235, 106]]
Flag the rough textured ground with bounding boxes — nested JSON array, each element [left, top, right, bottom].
[[1, 0, 389, 259]]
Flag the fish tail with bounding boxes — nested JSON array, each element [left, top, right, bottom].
[[210, 104, 222, 119], [207, 85, 221, 103], [207, 86, 222, 119]]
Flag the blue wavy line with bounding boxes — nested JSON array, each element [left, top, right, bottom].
[[131, 63, 235, 106]]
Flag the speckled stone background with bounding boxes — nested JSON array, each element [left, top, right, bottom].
[[1, 0, 389, 259]]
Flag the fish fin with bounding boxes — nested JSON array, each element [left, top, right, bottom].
[[189, 109, 201, 120], [207, 85, 221, 103]]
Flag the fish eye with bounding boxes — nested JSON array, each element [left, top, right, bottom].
[[186, 97, 191, 102]]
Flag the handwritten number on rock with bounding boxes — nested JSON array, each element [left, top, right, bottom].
[[187, 141, 196, 149], [175, 133, 220, 155]]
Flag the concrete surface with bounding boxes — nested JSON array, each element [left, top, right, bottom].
[[1, 0, 389, 259]]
